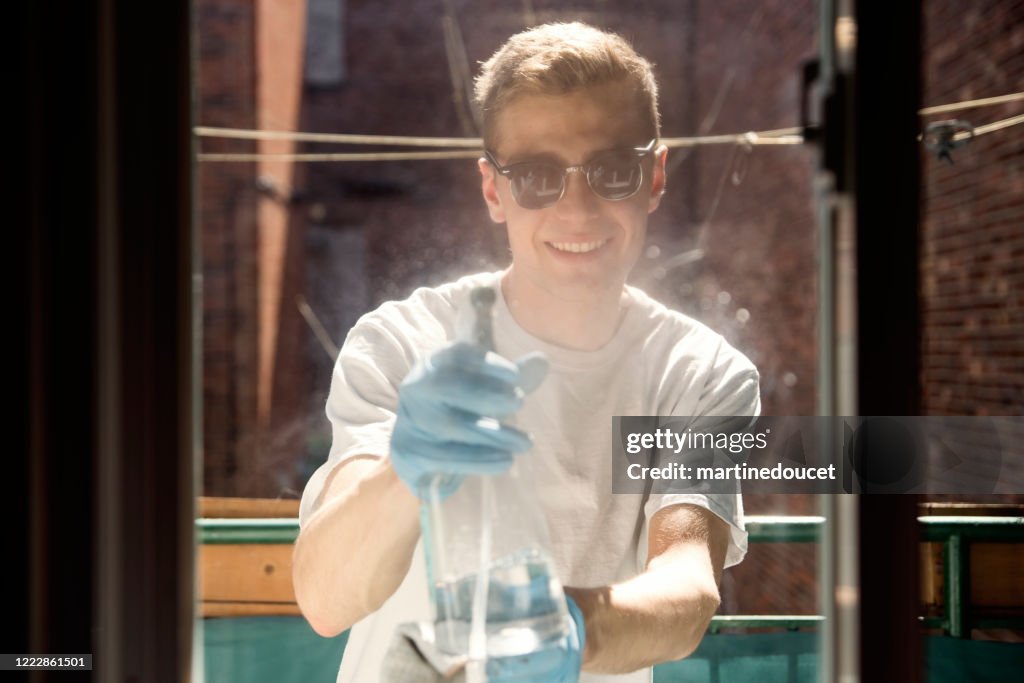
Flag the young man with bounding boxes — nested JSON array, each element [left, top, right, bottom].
[[293, 22, 760, 683]]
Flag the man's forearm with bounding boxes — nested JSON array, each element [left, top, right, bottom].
[[292, 457, 421, 637], [565, 543, 721, 674]]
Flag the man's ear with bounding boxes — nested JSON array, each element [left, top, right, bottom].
[[647, 144, 668, 214], [479, 157, 506, 224]]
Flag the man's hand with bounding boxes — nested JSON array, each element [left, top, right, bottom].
[[485, 595, 585, 683], [390, 341, 548, 497]]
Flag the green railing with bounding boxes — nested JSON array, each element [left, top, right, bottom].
[[919, 516, 1024, 637], [196, 513, 1024, 636], [711, 514, 1024, 635], [199, 518, 299, 545], [194, 515, 829, 546]]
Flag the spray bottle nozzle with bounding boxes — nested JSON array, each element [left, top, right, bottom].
[[470, 287, 497, 352]]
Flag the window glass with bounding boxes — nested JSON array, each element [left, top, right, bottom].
[[194, 2, 827, 681]]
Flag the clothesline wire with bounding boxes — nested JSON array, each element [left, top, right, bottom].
[[196, 114, 1022, 162], [195, 90, 1023, 162], [960, 113, 1024, 140], [919, 92, 1023, 116], [193, 125, 803, 151], [195, 130, 807, 162], [194, 127, 484, 148], [198, 150, 482, 162]]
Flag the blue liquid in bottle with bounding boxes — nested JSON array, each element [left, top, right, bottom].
[[433, 548, 570, 658]]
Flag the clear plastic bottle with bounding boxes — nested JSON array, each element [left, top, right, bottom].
[[420, 287, 571, 671]]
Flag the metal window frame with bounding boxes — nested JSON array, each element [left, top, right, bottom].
[[815, 0, 924, 681]]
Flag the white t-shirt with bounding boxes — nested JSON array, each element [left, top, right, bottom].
[[300, 271, 761, 683]]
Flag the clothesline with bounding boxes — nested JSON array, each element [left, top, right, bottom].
[[195, 91, 1023, 162]]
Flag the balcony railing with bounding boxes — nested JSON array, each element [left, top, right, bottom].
[[196, 504, 1024, 636]]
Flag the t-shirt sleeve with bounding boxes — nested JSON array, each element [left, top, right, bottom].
[[298, 320, 413, 527], [644, 334, 761, 568]]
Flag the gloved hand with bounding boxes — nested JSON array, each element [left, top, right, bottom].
[[485, 595, 585, 683], [390, 341, 549, 498]]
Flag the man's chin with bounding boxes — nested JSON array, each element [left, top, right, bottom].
[[541, 270, 628, 301], [507, 262, 629, 301]]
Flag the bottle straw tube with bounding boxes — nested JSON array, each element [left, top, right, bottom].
[[464, 476, 492, 683], [424, 477, 457, 655], [465, 287, 498, 683]]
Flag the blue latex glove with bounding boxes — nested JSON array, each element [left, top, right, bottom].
[[485, 595, 585, 683], [390, 341, 549, 498]]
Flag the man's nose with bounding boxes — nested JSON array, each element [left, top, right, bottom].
[[554, 168, 600, 222]]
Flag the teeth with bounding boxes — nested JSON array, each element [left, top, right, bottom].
[[550, 239, 608, 253]]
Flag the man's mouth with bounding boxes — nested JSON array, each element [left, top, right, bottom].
[[547, 238, 610, 254]]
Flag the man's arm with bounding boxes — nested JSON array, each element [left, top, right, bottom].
[[292, 456, 421, 637], [564, 503, 729, 674]]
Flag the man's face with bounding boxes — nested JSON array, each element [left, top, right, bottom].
[[479, 81, 667, 300]]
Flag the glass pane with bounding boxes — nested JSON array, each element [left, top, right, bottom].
[[194, 2, 826, 681]]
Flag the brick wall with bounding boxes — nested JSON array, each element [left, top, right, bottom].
[[920, 0, 1024, 415], [197, 0, 310, 497], [196, 0, 259, 495]]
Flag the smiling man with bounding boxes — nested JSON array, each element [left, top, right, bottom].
[[293, 22, 760, 683]]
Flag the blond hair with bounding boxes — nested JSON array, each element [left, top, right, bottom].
[[474, 22, 660, 148]]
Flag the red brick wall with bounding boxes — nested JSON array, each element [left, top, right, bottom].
[[196, 0, 259, 495], [197, 0, 310, 497], [920, 0, 1024, 415]]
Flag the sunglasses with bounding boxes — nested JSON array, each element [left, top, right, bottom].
[[484, 139, 658, 210]]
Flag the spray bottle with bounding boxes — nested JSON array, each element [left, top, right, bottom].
[[421, 286, 571, 681]]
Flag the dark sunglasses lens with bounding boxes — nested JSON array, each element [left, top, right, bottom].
[[509, 164, 565, 209], [588, 152, 643, 200]]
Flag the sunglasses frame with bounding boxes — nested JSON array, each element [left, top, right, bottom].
[[484, 138, 659, 210]]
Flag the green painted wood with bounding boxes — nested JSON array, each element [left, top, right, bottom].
[[919, 517, 1024, 542], [945, 534, 968, 638], [203, 616, 346, 682], [709, 616, 824, 633], [198, 519, 299, 544], [745, 516, 824, 543], [195, 515, 1024, 545]]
